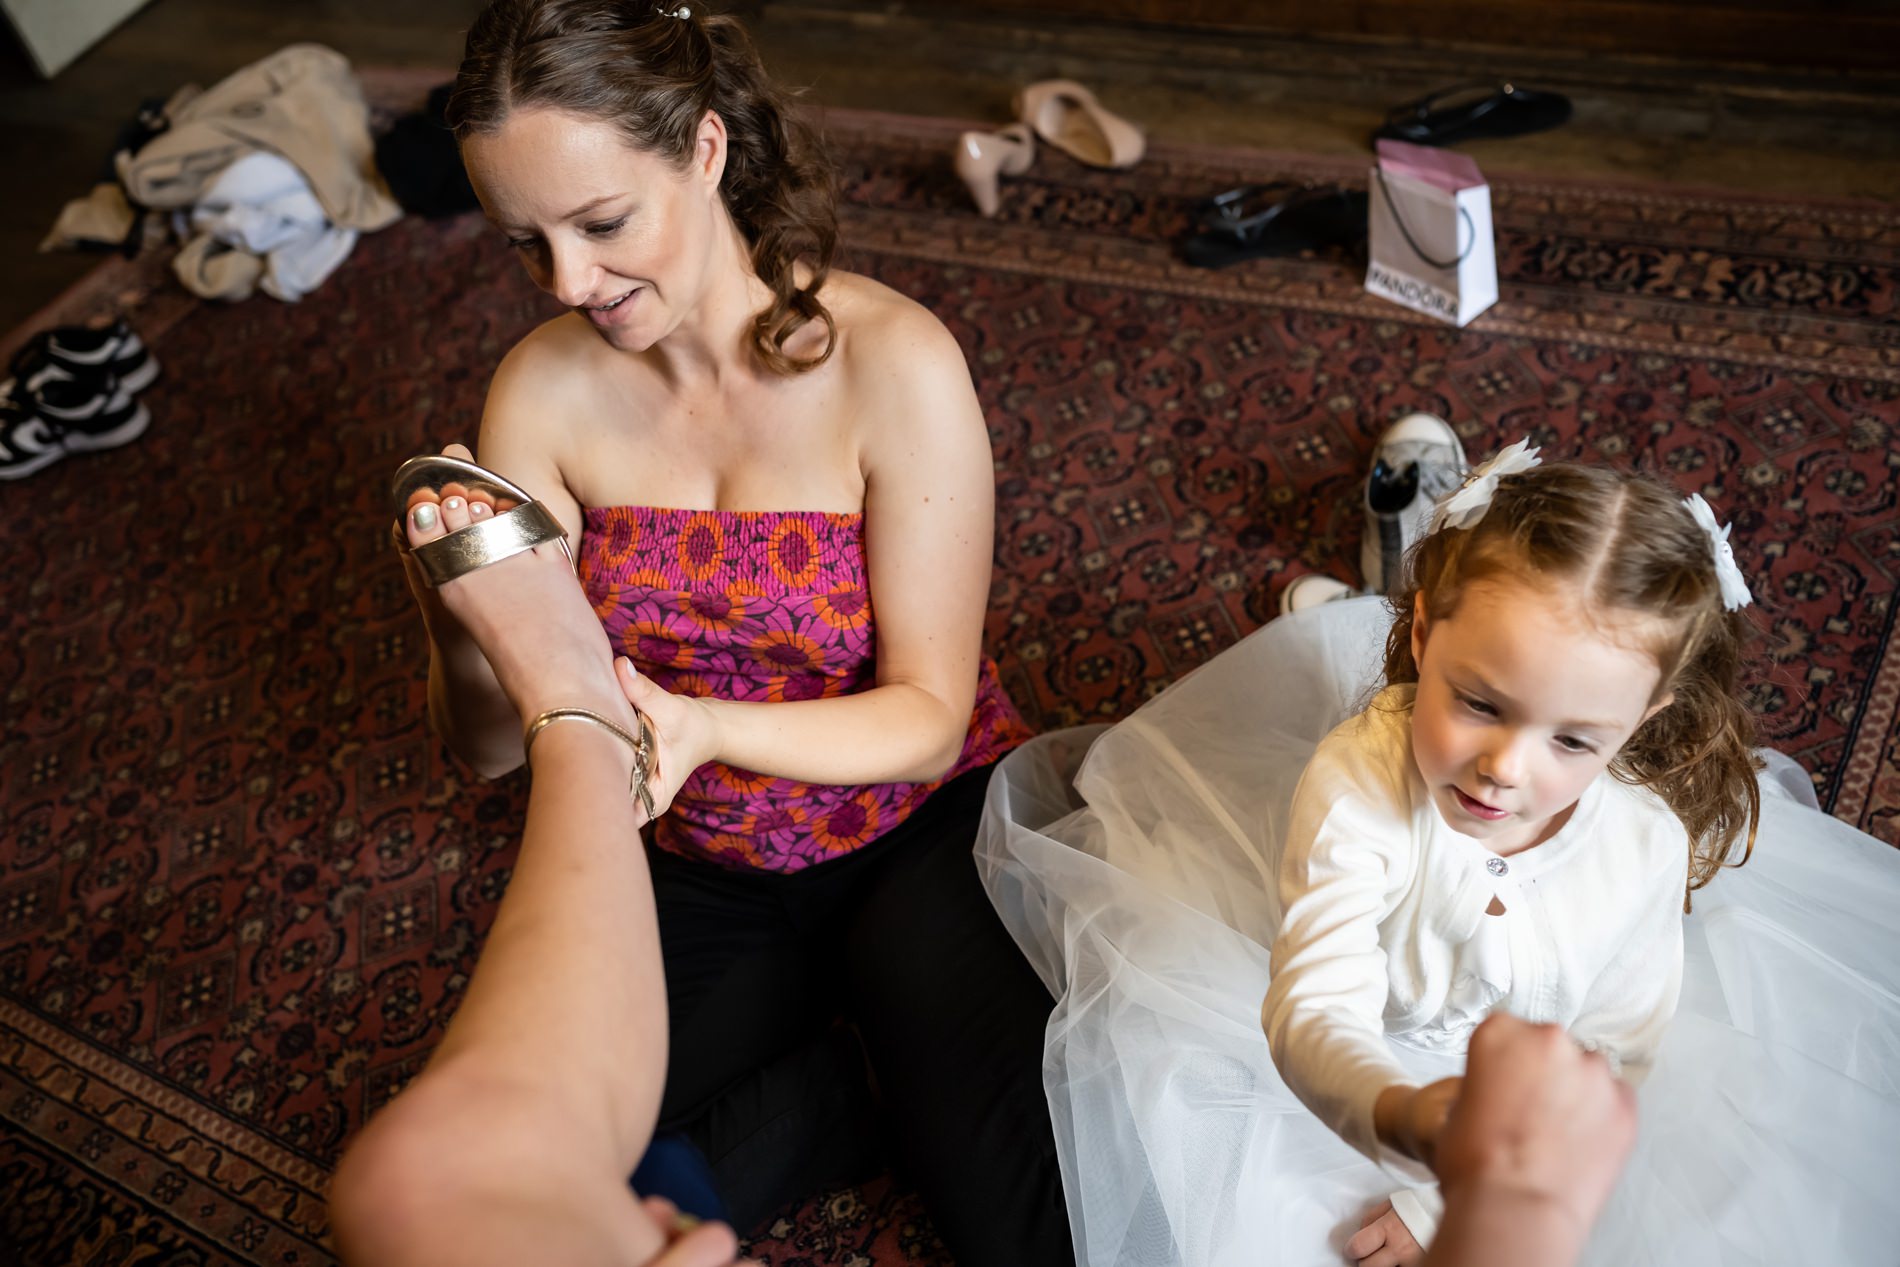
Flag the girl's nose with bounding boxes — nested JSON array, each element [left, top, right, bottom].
[[1479, 735, 1527, 788]]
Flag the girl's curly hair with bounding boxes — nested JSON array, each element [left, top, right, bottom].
[[1383, 462, 1761, 907]]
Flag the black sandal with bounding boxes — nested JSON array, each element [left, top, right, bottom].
[[1372, 81, 1572, 149], [1179, 183, 1369, 270]]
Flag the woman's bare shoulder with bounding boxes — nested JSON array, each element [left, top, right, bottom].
[[489, 313, 606, 409], [822, 270, 970, 390], [474, 313, 610, 493], [483, 314, 625, 438], [817, 272, 988, 485]]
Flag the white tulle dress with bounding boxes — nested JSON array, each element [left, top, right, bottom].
[[976, 596, 1900, 1267]]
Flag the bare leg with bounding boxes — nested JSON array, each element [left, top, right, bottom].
[[330, 488, 738, 1267]]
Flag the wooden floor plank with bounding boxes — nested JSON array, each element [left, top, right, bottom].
[[2, 0, 1896, 333]]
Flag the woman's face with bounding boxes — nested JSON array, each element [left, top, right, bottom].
[[461, 106, 726, 351]]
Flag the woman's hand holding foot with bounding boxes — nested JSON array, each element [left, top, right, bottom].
[[612, 658, 723, 821]]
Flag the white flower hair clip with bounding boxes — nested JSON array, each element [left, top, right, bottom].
[[666, 3, 691, 16], [1430, 437, 1542, 533], [1684, 493, 1753, 611]]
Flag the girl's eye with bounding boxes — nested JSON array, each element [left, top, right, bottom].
[[585, 217, 627, 238], [1458, 695, 1496, 718], [507, 237, 539, 251], [1556, 735, 1597, 755]]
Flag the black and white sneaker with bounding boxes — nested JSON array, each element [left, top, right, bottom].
[[9, 320, 159, 395], [26, 364, 151, 451], [0, 393, 69, 480], [1362, 413, 1469, 595], [0, 368, 151, 480]]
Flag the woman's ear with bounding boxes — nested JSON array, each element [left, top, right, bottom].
[[1410, 592, 1430, 667], [694, 109, 728, 191]]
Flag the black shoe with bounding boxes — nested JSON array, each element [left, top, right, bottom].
[[1372, 81, 1572, 149], [29, 365, 151, 450], [0, 368, 151, 480], [0, 393, 68, 480], [9, 319, 159, 395], [1179, 184, 1369, 269]]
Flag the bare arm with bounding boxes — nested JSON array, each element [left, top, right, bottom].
[[1426, 1184, 1586, 1267], [425, 722, 664, 1128], [333, 513, 728, 1267]]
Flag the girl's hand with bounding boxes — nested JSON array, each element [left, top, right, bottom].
[[1345, 1200, 1423, 1267], [614, 658, 725, 821], [1376, 1077, 1463, 1169]]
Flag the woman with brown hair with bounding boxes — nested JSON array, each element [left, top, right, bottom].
[[327, 2, 1070, 1263]]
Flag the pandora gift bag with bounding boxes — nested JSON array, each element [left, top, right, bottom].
[[1365, 139, 1497, 326]]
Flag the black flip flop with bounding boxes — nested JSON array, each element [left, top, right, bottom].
[[1372, 81, 1572, 149], [1191, 181, 1302, 234], [1178, 184, 1369, 270]]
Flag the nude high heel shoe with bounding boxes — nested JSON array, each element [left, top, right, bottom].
[[955, 122, 1036, 218], [1015, 79, 1145, 170]]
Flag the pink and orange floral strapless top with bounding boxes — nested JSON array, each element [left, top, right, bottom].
[[579, 506, 1031, 873]]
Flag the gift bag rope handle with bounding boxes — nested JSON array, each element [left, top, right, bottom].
[[1374, 170, 1478, 271]]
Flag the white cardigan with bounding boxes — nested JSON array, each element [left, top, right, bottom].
[[1261, 686, 1689, 1240]]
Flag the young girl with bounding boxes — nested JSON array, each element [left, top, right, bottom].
[[977, 442, 1900, 1267]]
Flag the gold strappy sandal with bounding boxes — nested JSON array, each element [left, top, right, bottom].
[[389, 452, 660, 820], [389, 452, 573, 585]]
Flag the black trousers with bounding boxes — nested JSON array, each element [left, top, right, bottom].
[[651, 762, 1074, 1266]]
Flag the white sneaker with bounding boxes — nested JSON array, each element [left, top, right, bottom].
[[1362, 412, 1468, 595], [1280, 574, 1359, 615]]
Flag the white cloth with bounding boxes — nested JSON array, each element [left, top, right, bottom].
[[258, 222, 357, 303], [47, 46, 394, 291], [116, 44, 399, 231], [190, 152, 328, 253], [976, 595, 1900, 1267], [178, 152, 359, 302]]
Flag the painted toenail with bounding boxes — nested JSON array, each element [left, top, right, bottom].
[[444, 497, 464, 511], [412, 503, 439, 531], [470, 502, 489, 517]]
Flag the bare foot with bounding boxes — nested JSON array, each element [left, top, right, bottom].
[[392, 443, 521, 649], [402, 466, 629, 734]]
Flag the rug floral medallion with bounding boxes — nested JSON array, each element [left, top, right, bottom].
[[2, 90, 1897, 1266]]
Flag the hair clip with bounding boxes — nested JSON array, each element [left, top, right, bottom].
[[1683, 494, 1753, 611], [1429, 437, 1541, 533], [666, 3, 691, 16]]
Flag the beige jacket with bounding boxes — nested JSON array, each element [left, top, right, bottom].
[[116, 43, 400, 232]]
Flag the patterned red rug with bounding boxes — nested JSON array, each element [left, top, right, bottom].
[[3, 78, 1898, 1266]]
